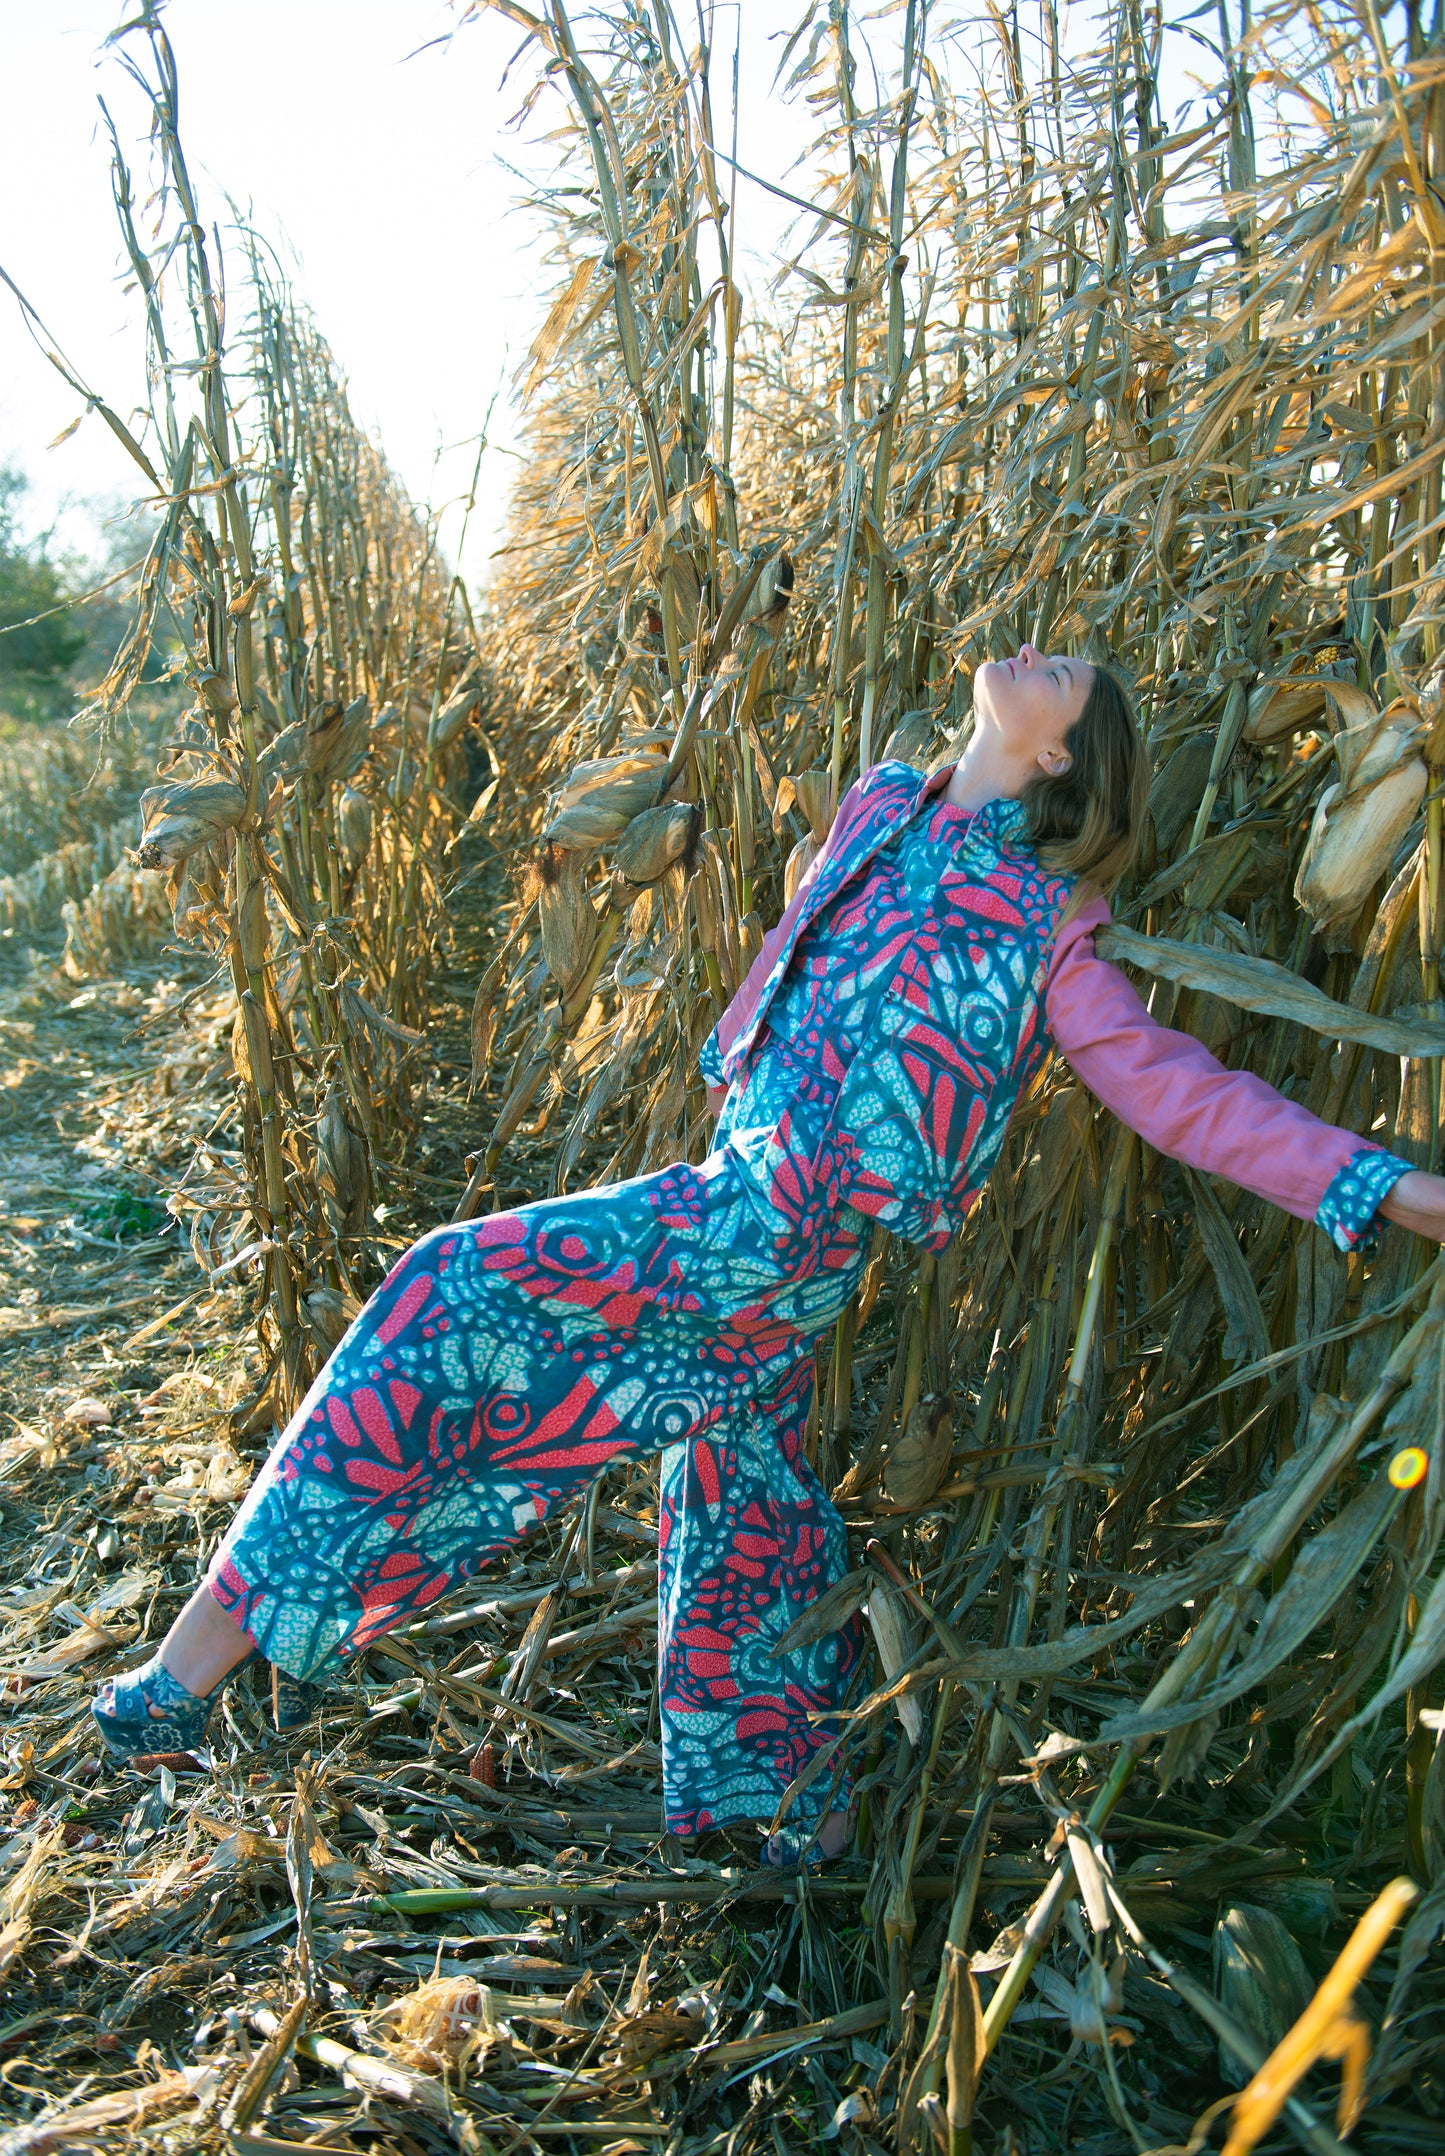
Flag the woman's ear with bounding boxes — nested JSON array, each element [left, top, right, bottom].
[[1037, 743, 1073, 778]]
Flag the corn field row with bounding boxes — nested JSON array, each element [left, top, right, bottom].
[[26, 0, 1445, 2145], [21, 14, 494, 1421]]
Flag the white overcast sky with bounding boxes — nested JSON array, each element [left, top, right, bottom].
[[0, 0, 826, 586], [0, 2, 1227, 590]]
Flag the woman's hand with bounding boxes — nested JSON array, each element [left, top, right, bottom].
[[1379, 1169, 1445, 1242]]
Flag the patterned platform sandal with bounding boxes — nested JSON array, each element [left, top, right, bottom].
[[91, 1650, 253, 1763], [270, 1666, 322, 1734]]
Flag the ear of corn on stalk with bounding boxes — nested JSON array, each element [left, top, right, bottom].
[[135, 779, 246, 867]]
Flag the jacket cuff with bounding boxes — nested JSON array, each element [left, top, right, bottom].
[[1315, 1148, 1415, 1254], [699, 1027, 724, 1088]]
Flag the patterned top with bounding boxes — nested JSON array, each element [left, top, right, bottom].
[[710, 779, 1073, 1250]]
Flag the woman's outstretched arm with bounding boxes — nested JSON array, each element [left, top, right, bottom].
[[1045, 900, 1445, 1248]]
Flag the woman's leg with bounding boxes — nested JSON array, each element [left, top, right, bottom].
[[144, 1579, 254, 1699], [97, 1151, 804, 1758], [208, 1181, 737, 1676], [657, 1347, 862, 1850], [90, 1578, 257, 1754]]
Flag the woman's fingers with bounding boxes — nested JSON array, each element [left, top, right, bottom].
[[1379, 1168, 1445, 1242]]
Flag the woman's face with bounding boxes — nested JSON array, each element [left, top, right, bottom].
[[976, 645, 1093, 777]]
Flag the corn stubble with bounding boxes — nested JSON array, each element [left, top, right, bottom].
[[10, 0, 1445, 2150]]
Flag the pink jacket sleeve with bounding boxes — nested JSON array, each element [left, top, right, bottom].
[[1045, 899, 1377, 1223]]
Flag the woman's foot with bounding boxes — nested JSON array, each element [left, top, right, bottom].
[[271, 1669, 322, 1733], [91, 1582, 258, 1762], [764, 1809, 852, 1868], [94, 1652, 319, 1760], [92, 1651, 244, 1760]]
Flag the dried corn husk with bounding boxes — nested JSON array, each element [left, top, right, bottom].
[[135, 778, 246, 868], [782, 833, 818, 904], [306, 693, 370, 780], [382, 1975, 500, 2075], [883, 1393, 954, 1508], [792, 769, 834, 843], [192, 667, 237, 720], [537, 844, 598, 993], [428, 682, 480, 753], [553, 754, 666, 813], [316, 1083, 371, 1238], [1334, 704, 1425, 792], [1322, 678, 1381, 739], [1294, 758, 1427, 940], [546, 754, 664, 850], [613, 801, 698, 885], [662, 548, 703, 641], [867, 1580, 924, 1744], [1148, 734, 1214, 850], [768, 1567, 871, 1658], [303, 1286, 364, 1353], [1213, 1905, 1314, 2088], [166, 850, 223, 940], [1065, 1954, 1126, 2045], [337, 785, 373, 869], [739, 547, 794, 621], [259, 718, 308, 789], [1243, 674, 1331, 744], [690, 841, 719, 949], [881, 708, 937, 768]]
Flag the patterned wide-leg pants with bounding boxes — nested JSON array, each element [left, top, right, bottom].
[[208, 1143, 869, 1835]]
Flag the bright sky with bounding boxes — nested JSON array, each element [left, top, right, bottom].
[[0, 0, 821, 587], [1, 4, 1226, 592]]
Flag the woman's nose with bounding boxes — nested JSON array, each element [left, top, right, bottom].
[[1017, 643, 1040, 667]]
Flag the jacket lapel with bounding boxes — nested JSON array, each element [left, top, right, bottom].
[[725, 761, 938, 1074]]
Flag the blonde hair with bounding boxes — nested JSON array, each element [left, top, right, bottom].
[[1019, 663, 1149, 894]]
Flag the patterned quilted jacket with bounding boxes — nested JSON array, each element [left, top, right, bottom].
[[701, 759, 1074, 1250]]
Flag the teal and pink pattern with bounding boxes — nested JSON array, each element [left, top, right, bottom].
[[713, 759, 1413, 1254], [704, 765, 1074, 1251], [207, 795, 1060, 1838]]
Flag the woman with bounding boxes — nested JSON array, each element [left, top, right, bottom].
[[93, 646, 1445, 1862]]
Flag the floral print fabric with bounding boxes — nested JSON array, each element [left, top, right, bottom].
[[204, 779, 1411, 1840], [210, 797, 1031, 1835], [705, 775, 1076, 1251]]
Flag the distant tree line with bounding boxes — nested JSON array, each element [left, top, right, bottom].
[[0, 463, 87, 705], [0, 462, 167, 720]]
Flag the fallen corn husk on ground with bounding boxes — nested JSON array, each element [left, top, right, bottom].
[[2, 2, 1445, 2152]]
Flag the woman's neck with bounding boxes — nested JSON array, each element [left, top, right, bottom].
[[943, 730, 1029, 812]]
